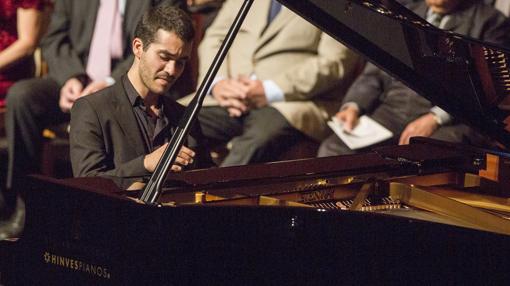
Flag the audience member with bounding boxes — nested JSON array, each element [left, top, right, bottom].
[[0, 0, 51, 108], [70, 4, 213, 178], [0, 0, 51, 221], [318, 0, 510, 157], [195, 0, 363, 166], [187, 0, 223, 29], [4, 0, 185, 191]]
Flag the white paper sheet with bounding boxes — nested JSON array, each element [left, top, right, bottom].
[[327, 115, 393, 150]]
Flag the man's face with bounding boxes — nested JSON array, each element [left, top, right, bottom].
[[136, 29, 192, 95], [426, 0, 461, 14]]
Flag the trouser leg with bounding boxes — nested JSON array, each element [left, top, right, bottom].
[[198, 106, 244, 146], [222, 106, 300, 166], [317, 134, 357, 157], [5, 78, 65, 192]]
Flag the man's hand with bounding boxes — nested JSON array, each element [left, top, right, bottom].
[[399, 113, 439, 145], [211, 79, 248, 117], [143, 144, 195, 173], [59, 77, 84, 112], [80, 80, 109, 97], [238, 76, 268, 109], [335, 105, 359, 132]]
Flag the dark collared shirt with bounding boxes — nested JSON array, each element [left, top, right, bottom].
[[123, 76, 171, 153]]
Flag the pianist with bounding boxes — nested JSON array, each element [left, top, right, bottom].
[[69, 5, 214, 178], [318, 0, 510, 157]]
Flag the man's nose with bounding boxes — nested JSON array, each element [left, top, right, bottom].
[[164, 61, 177, 75]]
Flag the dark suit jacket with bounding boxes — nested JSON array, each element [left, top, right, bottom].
[[41, 0, 185, 86], [69, 77, 214, 178], [408, 0, 510, 46], [343, 0, 510, 135]]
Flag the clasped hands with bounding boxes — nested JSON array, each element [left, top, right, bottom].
[[211, 75, 267, 117], [335, 106, 439, 145], [59, 77, 110, 112]]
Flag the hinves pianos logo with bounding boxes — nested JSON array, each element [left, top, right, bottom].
[[43, 251, 111, 279]]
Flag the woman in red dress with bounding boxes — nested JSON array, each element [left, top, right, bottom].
[[0, 0, 50, 107]]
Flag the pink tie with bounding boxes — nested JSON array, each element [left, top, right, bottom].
[[86, 0, 124, 82]]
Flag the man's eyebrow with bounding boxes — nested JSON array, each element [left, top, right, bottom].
[[158, 50, 190, 60]]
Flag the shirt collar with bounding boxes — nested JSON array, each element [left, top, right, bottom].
[[122, 75, 163, 110]]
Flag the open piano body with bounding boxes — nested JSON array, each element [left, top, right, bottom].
[[5, 0, 510, 284]]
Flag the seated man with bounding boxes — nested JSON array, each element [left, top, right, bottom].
[[70, 5, 214, 178], [5, 0, 185, 189], [194, 0, 363, 166], [318, 0, 510, 157]]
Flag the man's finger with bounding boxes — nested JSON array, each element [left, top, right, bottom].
[[179, 146, 195, 157], [171, 165, 182, 172], [228, 107, 243, 117], [399, 132, 409, 145]]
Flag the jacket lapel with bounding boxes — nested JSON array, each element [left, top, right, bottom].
[[83, 0, 100, 51], [413, 2, 428, 18], [415, 1, 474, 34], [110, 79, 148, 155], [124, 0, 147, 39], [441, 5, 475, 34], [256, 5, 293, 52]]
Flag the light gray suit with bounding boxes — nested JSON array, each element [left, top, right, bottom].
[[193, 0, 362, 166]]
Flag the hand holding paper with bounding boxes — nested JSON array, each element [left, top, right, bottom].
[[327, 115, 393, 150]]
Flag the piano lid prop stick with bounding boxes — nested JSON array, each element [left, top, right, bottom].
[[140, 0, 256, 204]]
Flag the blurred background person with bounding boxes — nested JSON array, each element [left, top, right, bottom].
[[193, 0, 363, 167], [0, 0, 51, 231], [0, 0, 52, 108], [318, 0, 510, 157]]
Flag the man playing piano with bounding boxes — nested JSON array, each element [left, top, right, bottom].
[[69, 5, 214, 178], [318, 0, 510, 157]]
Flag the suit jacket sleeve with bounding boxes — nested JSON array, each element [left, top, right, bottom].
[[477, 9, 510, 48], [273, 33, 361, 102], [70, 97, 149, 178], [197, 0, 234, 82], [342, 62, 387, 114], [41, 0, 88, 86]]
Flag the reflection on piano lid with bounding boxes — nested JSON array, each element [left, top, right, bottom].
[[279, 0, 510, 147]]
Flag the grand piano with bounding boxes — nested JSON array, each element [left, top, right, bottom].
[[4, 0, 510, 284]]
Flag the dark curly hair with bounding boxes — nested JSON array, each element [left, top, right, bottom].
[[134, 4, 195, 51]]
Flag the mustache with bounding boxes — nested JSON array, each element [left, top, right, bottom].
[[156, 73, 176, 82]]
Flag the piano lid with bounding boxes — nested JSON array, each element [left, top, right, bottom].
[[277, 0, 510, 148]]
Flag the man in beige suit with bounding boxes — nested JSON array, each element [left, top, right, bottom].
[[196, 0, 362, 166]]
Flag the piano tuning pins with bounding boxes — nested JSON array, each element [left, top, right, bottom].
[[484, 47, 510, 92]]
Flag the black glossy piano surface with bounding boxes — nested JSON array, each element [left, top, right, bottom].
[[3, 139, 510, 285]]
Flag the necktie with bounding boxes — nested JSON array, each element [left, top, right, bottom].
[[86, 0, 124, 82], [268, 0, 282, 23], [426, 12, 443, 28]]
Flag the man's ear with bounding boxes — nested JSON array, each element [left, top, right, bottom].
[[132, 38, 144, 58]]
